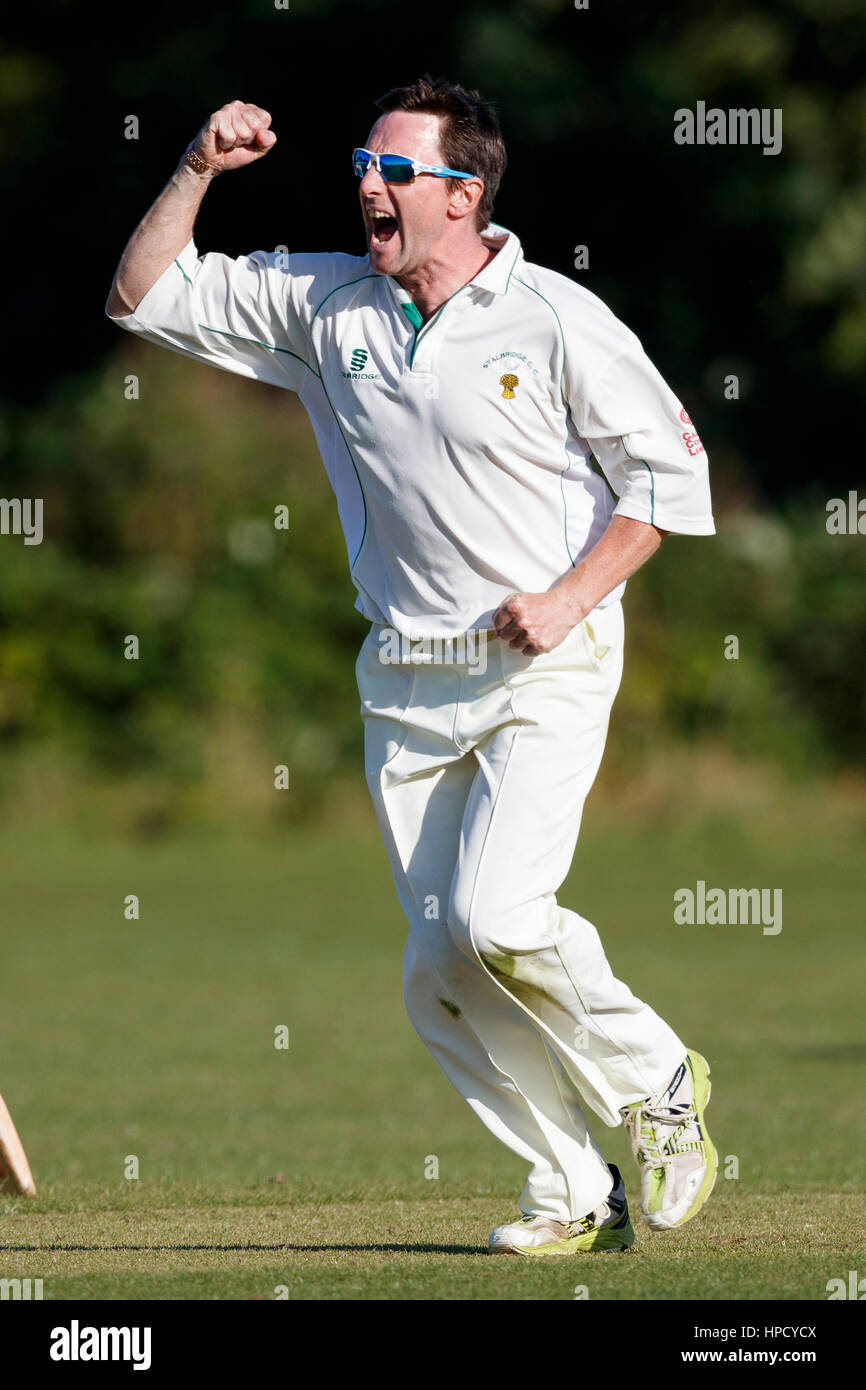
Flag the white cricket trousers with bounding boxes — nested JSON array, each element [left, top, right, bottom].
[[357, 601, 686, 1222]]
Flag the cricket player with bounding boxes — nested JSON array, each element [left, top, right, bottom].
[[106, 79, 718, 1256]]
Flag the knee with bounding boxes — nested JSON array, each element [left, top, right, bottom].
[[447, 883, 514, 966], [448, 876, 557, 968]]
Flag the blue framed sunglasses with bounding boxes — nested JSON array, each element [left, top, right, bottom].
[[352, 147, 475, 184]]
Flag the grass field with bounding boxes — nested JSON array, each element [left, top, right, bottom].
[[1, 789, 864, 1301]]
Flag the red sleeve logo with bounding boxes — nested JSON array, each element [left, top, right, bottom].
[[682, 430, 704, 457], [678, 407, 703, 455]]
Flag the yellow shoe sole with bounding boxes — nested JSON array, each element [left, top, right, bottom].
[[491, 1208, 635, 1256]]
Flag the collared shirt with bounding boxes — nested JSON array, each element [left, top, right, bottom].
[[112, 224, 714, 638]]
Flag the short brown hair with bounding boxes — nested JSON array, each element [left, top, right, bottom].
[[374, 75, 506, 232]]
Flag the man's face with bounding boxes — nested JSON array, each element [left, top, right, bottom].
[[359, 111, 463, 277]]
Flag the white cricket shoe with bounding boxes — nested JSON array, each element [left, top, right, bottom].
[[621, 1049, 717, 1231], [489, 1164, 634, 1256]]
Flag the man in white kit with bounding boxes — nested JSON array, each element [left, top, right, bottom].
[[107, 78, 718, 1256]]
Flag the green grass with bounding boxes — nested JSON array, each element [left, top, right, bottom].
[[1, 797, 864, 1300]]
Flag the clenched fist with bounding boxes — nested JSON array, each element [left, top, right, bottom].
[[190, 100, 276, 174], [492, 589, 582, 656]]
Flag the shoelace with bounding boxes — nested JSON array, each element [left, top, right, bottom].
[[626, 1100, 698, 1167], [514, 1212, 605, 1238]]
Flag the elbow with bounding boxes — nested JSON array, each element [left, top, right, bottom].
[[105, 294, 129, 320], [105, 281, 134, 320]]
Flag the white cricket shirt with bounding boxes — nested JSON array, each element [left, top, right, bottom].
[[112, 224, 714, 638]]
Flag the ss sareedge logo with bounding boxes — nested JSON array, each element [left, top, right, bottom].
[[342, 346, 381, 381]]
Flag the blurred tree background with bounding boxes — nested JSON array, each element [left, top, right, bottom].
[[1, 0, 865, 831]]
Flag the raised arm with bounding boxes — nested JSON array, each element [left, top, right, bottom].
[[105, 100, 277, 318]]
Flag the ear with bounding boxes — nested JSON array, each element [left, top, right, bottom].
[[447, 176, 485, 224]]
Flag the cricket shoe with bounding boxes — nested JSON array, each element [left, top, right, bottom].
[[621, 1048, 717, 1232], [489, 1164, 633, 1256]]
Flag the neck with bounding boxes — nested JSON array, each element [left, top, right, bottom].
[[397, 236, 498, 322]]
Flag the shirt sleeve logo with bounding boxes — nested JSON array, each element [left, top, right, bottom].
[[499, 373, 519, 399], [679, 405, 705, 456]]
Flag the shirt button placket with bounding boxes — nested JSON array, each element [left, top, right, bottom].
[[414, 306, 455, 397]]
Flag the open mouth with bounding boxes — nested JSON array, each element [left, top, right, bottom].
[[369, 209, 400, 247]]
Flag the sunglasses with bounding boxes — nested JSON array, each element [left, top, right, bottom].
[[352, 147, 475, 184]]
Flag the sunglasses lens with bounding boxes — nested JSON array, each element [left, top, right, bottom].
[[379, 155, 414, 183], [352, 150, 370, 178]]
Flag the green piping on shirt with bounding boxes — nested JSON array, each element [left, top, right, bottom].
[[311, 371, 369, 570], [311, 274, 378, 322], [644, 461, 656, 522], [560, 469, 575, 567], [589, 452, 619, 501], [513, 277, 567, 399], [503, 239, 521, 293], [196, 323, 320, 379], [514, 275, 575, 567]]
